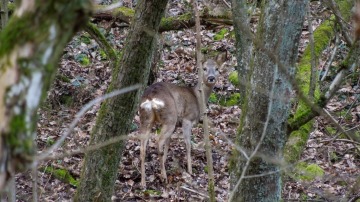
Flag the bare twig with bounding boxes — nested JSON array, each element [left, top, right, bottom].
[[321, 138, 360, 145], [7, 177, 15, 202], [308, 6, 316, 99], [37, 135, 129, 161], [93, 1, 123, 14], [321, 34, 340, 81], [221, 0, 231, 9], [181, 186, 210, 199], [192, 0, 215, 201], [36, 84, 141, 162], [32, 162, 38, 202], [325, 65, 349, 99], [217, 131, 249, 160], [324, 0, 353, 45]]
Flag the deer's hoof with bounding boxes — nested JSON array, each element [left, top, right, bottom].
[[160, 174, 168, 184]]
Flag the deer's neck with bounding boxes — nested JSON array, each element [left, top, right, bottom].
[[193, 82, 214, 105]]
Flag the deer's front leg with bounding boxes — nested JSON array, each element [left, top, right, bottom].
[[182, 119, 193, 174]]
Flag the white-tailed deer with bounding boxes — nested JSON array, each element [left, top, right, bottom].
[[139, 52, 226, 187]]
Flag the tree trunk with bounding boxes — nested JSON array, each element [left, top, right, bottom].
[[75, 0, 168, 201], [0, 0, 9, 29], [230, 1, 307, 201], [0, 0, 91, 190], [231, 0, 253, 103]]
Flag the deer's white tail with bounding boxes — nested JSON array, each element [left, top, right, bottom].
[[140, 98, 165, 111]]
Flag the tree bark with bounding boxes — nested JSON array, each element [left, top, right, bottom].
[[0, 0, 91, 190], [230, 1, 307, 201], [0, 0, 9, 29], [75, 0, 168, 201], [231, 0, 253, 104]]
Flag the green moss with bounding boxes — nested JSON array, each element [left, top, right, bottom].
[[204, 165, 209, 173], [75, 53, 90, 66], [208, 93, 217, 103], [229, 71, 239, 86], [143, 189, 161, 196], [337, 0, 353, 20], [85, 22, 117, 64], [329, 151, 338, 162], [214, 28, 229, 41], [300, 193, 308, 201], [80, 33, 91, 45], [116, 6, 135, 17], [297, 19, 333, 95], [201, 46, 210, 54], [42, 166, 78, 186], [46, 137, 55, 146], [294, 162, 324, 181], [284, 122, 312, 163], [56, 74, 71, 83], [9, 114, 27, 146], [325, 126, 336, 135], [220, 93, 241, 106], [229, 30, 235, 39], [99, 50, 107, 60], [160, 13, 192, 30], [59, 94, 74, 107], [354, 132, 360, 142], [0, 2, 16, 13], [0, 15, 36, 57], [286, 18, 335, 165], [336, 109, 353, 122]]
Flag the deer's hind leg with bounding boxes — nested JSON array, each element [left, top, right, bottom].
[[158, 123, 176, 183], [139, 109, 155, 187]]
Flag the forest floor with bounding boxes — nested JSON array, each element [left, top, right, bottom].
[[10, 1, 360, 202]]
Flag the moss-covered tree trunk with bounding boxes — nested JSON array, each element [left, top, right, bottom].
[[0, 0, 91, 190], [229, 1, 307, 201], [284, 0, 354, 164], [75, 0, 168, 201]]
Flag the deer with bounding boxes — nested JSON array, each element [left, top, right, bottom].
[[138, 52, 226, 187]]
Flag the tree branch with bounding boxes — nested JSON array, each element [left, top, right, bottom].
[[92, 5, 234, 32]]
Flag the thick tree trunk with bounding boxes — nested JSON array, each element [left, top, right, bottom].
[[75, 0, 168, 201], [231, 0, 253, 103], [230, 1, 307, 201], [0, 0, 91, 190]]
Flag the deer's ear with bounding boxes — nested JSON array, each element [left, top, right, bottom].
[[215, 52, 227, 65]]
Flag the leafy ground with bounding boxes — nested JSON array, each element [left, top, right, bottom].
[[10, 1, 360, 201]]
